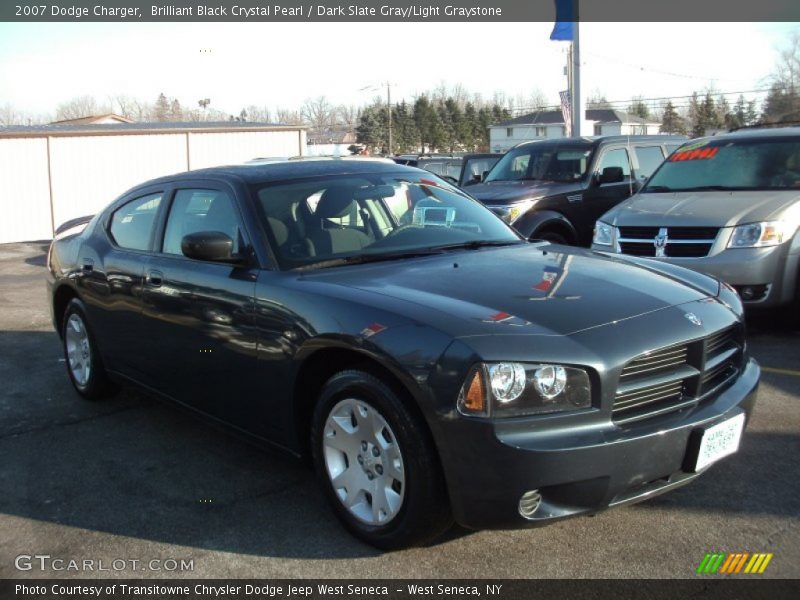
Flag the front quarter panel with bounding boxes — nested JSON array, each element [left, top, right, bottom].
[[253, 270, 456, 450]]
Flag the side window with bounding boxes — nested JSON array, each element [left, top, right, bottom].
[[109, 193, 162, 251], [162, 189, 242, 256], [597, 148, 631, 180], [634, 146, 666, 179]]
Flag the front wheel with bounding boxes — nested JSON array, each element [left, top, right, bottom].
[[311, 370, 452, 550], [532, 229, 569, 245]]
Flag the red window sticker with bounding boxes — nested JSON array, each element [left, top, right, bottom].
[[670, 147, 719, 162]]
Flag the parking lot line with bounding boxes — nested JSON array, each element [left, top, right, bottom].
[[761, 366, 800, 378]]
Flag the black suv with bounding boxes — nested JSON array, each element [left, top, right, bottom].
[[468, 135, 686, 245]]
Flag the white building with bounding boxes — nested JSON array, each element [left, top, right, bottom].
[[0, 121, 306, 244], [489, 109, 662, 153]]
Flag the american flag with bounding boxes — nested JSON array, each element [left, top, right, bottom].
[[559, 90, 572, 137]]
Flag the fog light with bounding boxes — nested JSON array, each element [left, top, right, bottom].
[[519, 490, 542, 518]]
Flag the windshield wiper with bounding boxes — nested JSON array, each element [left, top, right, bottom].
[[429, 240, 524, 252], [671, 185, 744, 192], [295, 248, 447, 270], [643, 185, 673, 192]]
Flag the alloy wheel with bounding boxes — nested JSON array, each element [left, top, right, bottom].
[[322, 398, 405, 525]]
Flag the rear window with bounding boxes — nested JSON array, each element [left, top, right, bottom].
[[109, 193, 162, 251], [645, 138, 800, 192]]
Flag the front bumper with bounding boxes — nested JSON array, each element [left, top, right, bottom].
[[590, 241, 798, 307], [437, 358, 759, 530]]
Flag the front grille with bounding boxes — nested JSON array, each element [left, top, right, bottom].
[[613, 325, 743, 423], [706, 327, 736, 356], [620, 344, 689, 379], [617, 226, 720, 258], [619, 242, 656, 257], [614, 380, 685, 415]]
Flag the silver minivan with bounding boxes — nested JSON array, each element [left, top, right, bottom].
[[591, 128, 800, 309]]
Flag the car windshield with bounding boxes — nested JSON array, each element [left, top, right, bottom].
[[485, 143, 593, 183], [643, 137, 800, 192], [254, 173, 523, 270]]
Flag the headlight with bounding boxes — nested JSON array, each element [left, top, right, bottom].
[[487, 199, 535, 224], [458, 362, 592, 418], [592, 221, 615, 246], [727, 221, 790, 248]]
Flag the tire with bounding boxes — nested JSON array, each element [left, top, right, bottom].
[[61, 298, 116, 400], [533, 229, 569, 245], [311, 369, 453, 550]]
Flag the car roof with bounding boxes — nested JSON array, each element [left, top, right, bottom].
[[687, 126, 800, 144], [513, 135, 687, 150], [140, 157, 423, 187]]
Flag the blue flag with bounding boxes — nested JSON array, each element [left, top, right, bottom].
[[550, 0, 576, 41]]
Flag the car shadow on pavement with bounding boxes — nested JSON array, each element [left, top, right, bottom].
[[636, 430, 800, 518], [0, 331, 478, 560], [21, 243, 50, 268]]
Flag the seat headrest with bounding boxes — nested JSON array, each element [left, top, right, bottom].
[[315, 186, 358, 219], [267, 217, 289, 246]]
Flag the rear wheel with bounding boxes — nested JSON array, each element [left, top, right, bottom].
[[62, 299, 116, 400], [311, 369, 452, 550]]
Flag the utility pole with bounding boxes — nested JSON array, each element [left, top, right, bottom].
[[387, 82, 393, 156]]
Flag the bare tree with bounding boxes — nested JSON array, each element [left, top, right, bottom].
[[301, 96, 334, 131], [336, 104, 359, 129], [55, 95, 108, 121], [0, 103, 22, 126], [276, 108, 305, 125], [244, 105, 273, 123]]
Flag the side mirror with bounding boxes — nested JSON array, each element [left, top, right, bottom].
[[181, 231, 238, 262], [598, 166, 624, 185]]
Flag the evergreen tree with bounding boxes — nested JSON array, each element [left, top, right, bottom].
[[154, 93, 170, 122], [169, 99, 183, 121], [460, 102, 478, 151], [660, 101, 685, 134], [628, 96, 650, 119]]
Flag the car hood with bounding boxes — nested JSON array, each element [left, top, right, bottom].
[[297, 244, 716, 338], [603, 190, 800, 227], [467, 181, 580, 203]]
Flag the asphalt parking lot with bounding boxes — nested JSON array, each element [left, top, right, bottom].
[[0, 241, 798, 579]]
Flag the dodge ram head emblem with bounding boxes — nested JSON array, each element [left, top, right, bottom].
[[653, 227, 669, 258], [685, 312, 703, 327]]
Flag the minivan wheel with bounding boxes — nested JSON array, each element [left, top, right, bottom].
[[311, 369, 453, 550], [62, 299, 116, 400], [533, 229, 569, 245]]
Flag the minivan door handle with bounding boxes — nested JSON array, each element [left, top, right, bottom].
[[146, 270, 163, 287], [81, 258, 94, 273]]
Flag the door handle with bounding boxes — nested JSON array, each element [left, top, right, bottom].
[[81, 258, 94, 273], [146, 270, 163, 287]]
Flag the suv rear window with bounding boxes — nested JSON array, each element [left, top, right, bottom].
[[645, 138, 800, 192]]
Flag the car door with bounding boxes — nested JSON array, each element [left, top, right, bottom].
[[78, 187, 166, 379], [140, 182, 261, 430], [581, 146, 639, 243]]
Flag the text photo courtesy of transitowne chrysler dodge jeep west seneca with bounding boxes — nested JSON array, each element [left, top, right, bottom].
[[46, 159, 759, 550]]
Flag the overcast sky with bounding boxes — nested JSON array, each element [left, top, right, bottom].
[[0, 21, 796, 118]]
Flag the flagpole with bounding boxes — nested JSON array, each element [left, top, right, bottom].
[[571, 7, 581, 137]]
